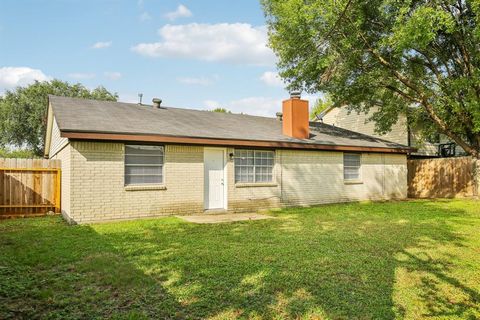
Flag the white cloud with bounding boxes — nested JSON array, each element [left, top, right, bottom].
[[119, 93, 141, 104], [203, 100, 222, 110], [0, 67, 50, 92], [132, 23, 276, 66], [177, 75, 218, 86], [165, 4, 192, 21], [68, 73, 96, 80], [260, 71, 284, 87], [228, 97, 283, 116], [139, 11, 151, 22], [91, 41, 112, 49], [202, 97, 281, 117], [203, 94, 321, 117], [104, 72, 122, 80]]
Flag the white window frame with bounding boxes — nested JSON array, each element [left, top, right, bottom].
[[234, 149, 275, 184], [343, 153, 362, 182], [124, 145, 164, 186]]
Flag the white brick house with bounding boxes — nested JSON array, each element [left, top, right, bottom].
[[44, 95, 411, 224]]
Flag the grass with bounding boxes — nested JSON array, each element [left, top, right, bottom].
[[0, 200, 479, 319]]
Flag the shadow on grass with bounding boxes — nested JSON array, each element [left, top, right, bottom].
[[400, 250, 480, 319], [0, 218, 186, 319], [1, 200, 479, 319]]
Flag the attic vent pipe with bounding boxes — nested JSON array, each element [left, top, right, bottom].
[[152, 98, 162, 108]]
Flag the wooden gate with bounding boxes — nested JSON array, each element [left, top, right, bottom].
[[0, 158, 61, 218], [407, 156, 476, 198]]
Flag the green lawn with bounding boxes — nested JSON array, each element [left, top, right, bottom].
[[0, 200, 479, 320]]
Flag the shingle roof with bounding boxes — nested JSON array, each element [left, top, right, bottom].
[[49, 95, 410, 151]]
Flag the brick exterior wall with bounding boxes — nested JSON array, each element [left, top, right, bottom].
[[69, 142, 204, 223], [57, 141, 407, 223], [279, 150, 407, 206], [226, 147, 282, 212], [51, 143, 72, 221]]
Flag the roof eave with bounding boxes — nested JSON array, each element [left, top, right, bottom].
[[60, 130, 412, 154]]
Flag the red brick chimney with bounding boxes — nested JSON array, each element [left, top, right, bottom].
[[282, 92, 309, 139]]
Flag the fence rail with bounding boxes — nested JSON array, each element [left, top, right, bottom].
[[407, 156, 476, 198], [0, 158, 61, 218]]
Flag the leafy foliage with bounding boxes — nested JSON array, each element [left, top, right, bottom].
[[0, 80, 117, 156], [310, 95, 334, 120], [210, 107, 232, 113], [263, 0, 480, 157], [0, 147, 38, 159]]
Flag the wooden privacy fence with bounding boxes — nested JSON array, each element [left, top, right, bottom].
[[408, 156, 477, 198], [0, 158, 61, 218]]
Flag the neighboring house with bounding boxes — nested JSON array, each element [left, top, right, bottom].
[[44, 95, 411, 224], [319, 106, 467, 158]]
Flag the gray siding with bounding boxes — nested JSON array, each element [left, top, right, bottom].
[[49, 117, 68, 157], [320, 106, 456, 157], [321, 107, 408, 145]]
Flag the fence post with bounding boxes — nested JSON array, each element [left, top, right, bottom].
[[0, 158, 61, 218], [55, 169, 61, 213], [474, 158, 480, 198], [408, 156, 475, 198]]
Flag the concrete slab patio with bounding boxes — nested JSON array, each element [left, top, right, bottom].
[[176, 213, 274, 224]]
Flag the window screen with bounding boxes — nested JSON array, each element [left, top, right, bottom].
[[125, 145, 164, 185], [343, 153, 361, 180], [234, 150, 274, 183]]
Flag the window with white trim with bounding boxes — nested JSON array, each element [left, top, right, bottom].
[[125, 145, 164, 185], [234, 150, 274, 183], [343, 153, 361, 181]]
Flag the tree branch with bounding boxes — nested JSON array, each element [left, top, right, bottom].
[[343, 15, 478, 157]]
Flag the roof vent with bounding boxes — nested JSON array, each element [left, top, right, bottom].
[[152, 98, 162, 108], [276, 112, 283, 121]]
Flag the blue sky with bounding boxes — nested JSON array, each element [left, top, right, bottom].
[[0, 0, 319, 116]]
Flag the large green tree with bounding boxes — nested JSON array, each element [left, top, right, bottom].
[[263, 0, 480, 157], [0, 80, 117, 156]]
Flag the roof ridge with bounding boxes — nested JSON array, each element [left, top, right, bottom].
[[49, 95, 278, 121], [48, 95, 411, 153]]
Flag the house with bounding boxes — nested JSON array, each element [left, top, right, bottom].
[[319, 106, 467, 158], [44, 94, 411, 224]]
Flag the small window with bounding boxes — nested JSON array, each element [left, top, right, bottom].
[[125, 145, 164, 185], [235, 150, 274, 183], [343, 153, 361, 181]]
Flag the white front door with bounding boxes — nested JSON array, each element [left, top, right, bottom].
[[204, 149, 225, 210]]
